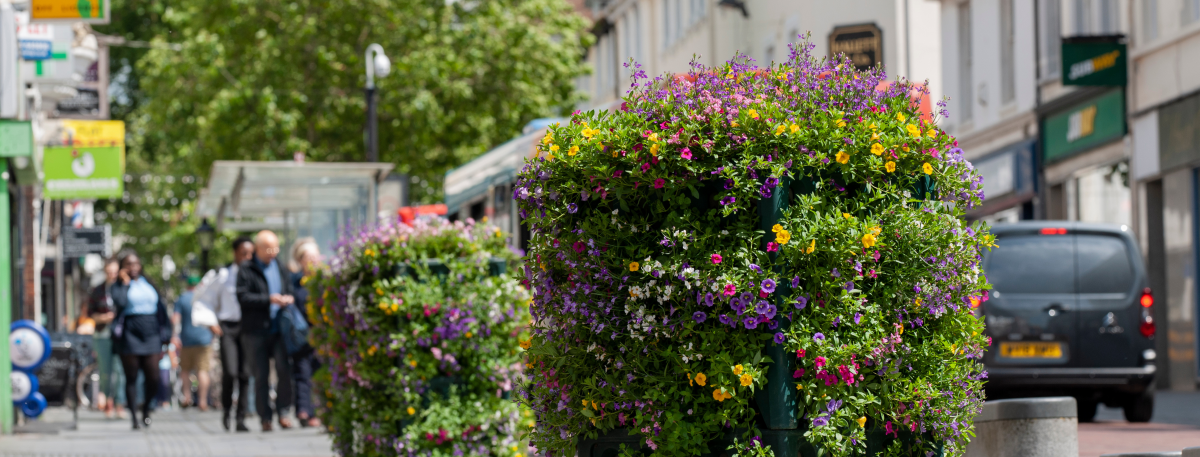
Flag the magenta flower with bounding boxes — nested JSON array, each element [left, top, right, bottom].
[[680, 147, 692, 160], [572, 241, 586, 253], [723, 284, 736, 296], [641, 163, 651, 172], [793, 368, 806, 378], [711, 253, 723, 264], [653, 178, 666, 189], [766, 242, 779, 252]]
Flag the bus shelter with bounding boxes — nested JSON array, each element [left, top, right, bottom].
[[196, 160, 395, 253]]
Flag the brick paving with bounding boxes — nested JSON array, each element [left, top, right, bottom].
[[0, 408, 332, 457]]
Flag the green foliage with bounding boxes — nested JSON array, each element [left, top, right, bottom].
[[307, 219, 532, 456], [513, 44, 992, 457], [131, 0, 592, 203]]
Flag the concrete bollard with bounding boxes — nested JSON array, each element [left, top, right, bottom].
[[1099, 453, 1181, 457], [1183, 448, 1200, 457], [966, 397, 1078, 457]]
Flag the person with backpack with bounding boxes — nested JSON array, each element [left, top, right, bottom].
[[283, 237, 321, 428]]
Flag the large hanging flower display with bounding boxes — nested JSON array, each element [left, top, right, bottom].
[[514, 41, 993, 457], [309, 219, 532, 457]]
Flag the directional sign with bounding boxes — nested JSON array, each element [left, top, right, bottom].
[[62, 225, 110, 257], [30, 0, 110, 24]]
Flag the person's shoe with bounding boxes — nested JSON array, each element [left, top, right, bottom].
[[303, 417, 321, 428], [131, 411, 141, 430], [278, 417, 295, 430], [235, 421, 250, 433], [142, 415, 152, 428], [261, 421, 273, 432], [222, 412, 231, 431]]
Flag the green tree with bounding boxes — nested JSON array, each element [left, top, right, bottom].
[[132, 0, 592, 202]]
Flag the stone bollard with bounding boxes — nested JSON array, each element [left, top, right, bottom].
[[1184, 448, 1200, 457], [966, 397, 1078, 457], [1099, 453, 1181, 457]]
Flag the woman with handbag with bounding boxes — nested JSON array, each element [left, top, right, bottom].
[[286, 238, 321, 428], [110, 252, 173, 430]]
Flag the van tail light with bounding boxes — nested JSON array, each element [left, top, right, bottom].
[[1040, 227, 1068, 235], [1139, 288, 1155, 338]]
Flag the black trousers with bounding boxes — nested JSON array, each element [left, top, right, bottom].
[[120, 353, 159, 414], [291, 348, 320, 419], [242, 331, 293, 423], [219, 321, 249, 419]]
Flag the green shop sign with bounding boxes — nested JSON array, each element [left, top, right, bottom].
[[1062, 38, 1126, 86], [43, 146, 124, 199], [1043, 89, 1125, 163], [0, 121, 33, 158]]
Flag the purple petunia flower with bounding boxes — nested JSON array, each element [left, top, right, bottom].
[[826, 399, 843, 412], [854, 312, 863, 324], [774, 333, 786, 344], [832, 268, 840, 278], [812, 415, 829, 427], [795, 295, 808, 309], [739, 292, 753, 307], [755, 300, 770, 314], [704, 292, 714, 307], [693, 311, 707, 323], [743, 317, 759, 329], [813, 333, 825, 342], [720, 196, 736, 205], [719, 314, 732, 325], [761, 279, 776, 294], [750, 264, 763, 273], [844, 281, 854, 291], [792, 276, 801, 288], [913, 285, 922, 293], [567, 203, 578, 214], [764, 304, 777, 319]]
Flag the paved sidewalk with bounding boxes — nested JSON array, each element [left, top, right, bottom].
[[1080, 391, 1200, 457], [0, 408, 333, 457]]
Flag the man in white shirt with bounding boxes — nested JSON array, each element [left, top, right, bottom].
[[194, 236, 254, 432]]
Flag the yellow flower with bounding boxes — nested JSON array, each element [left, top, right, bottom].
[[390, 302, 400, 313], [748, 109, 759, 119], [547, 154, 554, 161], [519, 339, 532, 349], [843, 213, 853, 219], [731, 121, 739, 128], [857, 417, 867, 428], [582, 127, 598, 139], [582, 399, 588, 407], [771, 224, 783, 233], [465, 331, 473, 338], [871, 143, 884, 156], [592, 401, 598, 410], [649, 144, 659, 156], [376, 287, 384, 296], [836, 151, 850, 164], [549, 144, 559, 152], [364, 249, 375, 257], [688, 372, 694, 386], [695, 372, 707, 386], [805, 239, 816, 254], [885, 161, 896, 173], [906, 124, 921, 137], [733, 364, 743, 375], [871, 132, 880, 141], [869, 123, 878, 130], [629, 261, 640, 272], [649, 132, 659, 142], [835, 119, 846, 128], [775, 230, 791, 245], [367, 345, 378, 356], [927, 128, 937, 138], [713, 389, 726, 402], [870, 226, 882, 235], [896, 112, 907, 122], [739, 374, 753, 386], [923, 162, 934, 175], [541, 134, 552, 145], [407, 407, 416, 415], [790, 124, 800, 133], [796, 383, 803, 390], [568, 145, 579, 156], [862, 233, 877, 249], [774, 124, 786, 136]]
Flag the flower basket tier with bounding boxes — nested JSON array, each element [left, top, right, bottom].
[[308, 219, 532, 457], [514, 41, 993, 457]]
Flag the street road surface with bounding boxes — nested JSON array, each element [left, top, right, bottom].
[[0, 407, 333, 457], [1081, 391, 1200, 457]]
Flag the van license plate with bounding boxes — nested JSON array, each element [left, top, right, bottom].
[[1000, 342, 1063, 358]]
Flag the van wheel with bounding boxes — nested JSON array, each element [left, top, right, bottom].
[[1077, 398, 1098, 422], [1123, 391, 1154, 423]]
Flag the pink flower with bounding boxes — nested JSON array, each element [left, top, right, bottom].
[[815, 356, 827, 368], [766, 241, 779, 252], [680, 147, 693, 160], [653, 178, 666, 189], [641, 163, 651, 172], [723, 284, 736, 296], [711, 253, 723, 264]]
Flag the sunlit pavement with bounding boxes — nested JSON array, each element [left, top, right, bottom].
[[0, 407, 333, 457], [1081, 391, 1200, 457]]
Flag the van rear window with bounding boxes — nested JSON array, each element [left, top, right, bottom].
[[986, 235, 1075, 294], [1077, 235, 1134, 294]]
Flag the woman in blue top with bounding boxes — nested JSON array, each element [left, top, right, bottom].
[[109, 252, 172, 430]]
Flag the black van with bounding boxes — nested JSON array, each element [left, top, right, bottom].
[[980, 221, 1156, 422]]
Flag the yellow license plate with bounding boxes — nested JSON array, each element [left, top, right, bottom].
[[1000, 342, 1063, 358]]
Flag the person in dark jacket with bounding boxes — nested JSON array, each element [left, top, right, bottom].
[[236, 230, 295, 431], [109, 252, 172, 430]]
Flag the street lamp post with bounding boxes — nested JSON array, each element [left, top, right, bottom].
[[196, 218, 215, 273], [364, 43, 391, 163]]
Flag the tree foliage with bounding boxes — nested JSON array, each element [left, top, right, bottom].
[[133, 0, 593, 202]]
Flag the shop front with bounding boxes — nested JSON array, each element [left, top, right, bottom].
[[1040, 87, 1130, 226]]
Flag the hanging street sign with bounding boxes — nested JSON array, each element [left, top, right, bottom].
[[1062, 36, 1127, 86], [58, 119, 124, 146], [1043, 88, 1126, 162], [0, 121, 33, 157], [30, 0, 110, 24], [43, 145, 124, 199], [61, 224, 111, 258], [829, 23, 883, 72]]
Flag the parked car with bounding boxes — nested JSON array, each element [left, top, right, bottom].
[[979, 221, 1156, 422]]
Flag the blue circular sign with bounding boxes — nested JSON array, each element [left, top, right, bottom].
[[9, 320, 51, 372], [21, 392, 46, 418], [10, 370, 37, 403]]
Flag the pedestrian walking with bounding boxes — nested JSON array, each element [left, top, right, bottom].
[[81, 258, 127, 419], [284, 238, 321, 428], [174, 275, 216, 411], [236, 230, 296, 432], [195, 236, 254, 432], [109, 252, 172, 429]]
